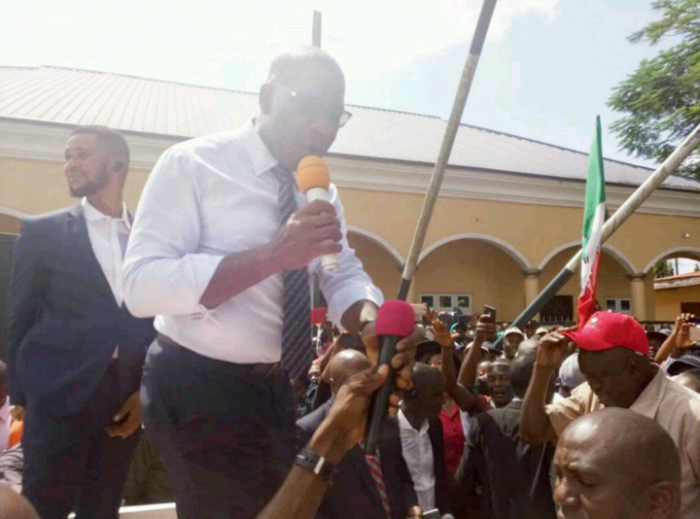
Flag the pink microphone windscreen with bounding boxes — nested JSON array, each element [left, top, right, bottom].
[[375, 300, 415, 338]]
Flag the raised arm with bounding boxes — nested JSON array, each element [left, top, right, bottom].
[[431, 319, 480, 412], [256, 366, 390, 519], [655, 314, 694, 364], [520, 331, 567, 445], [457, 315, 494, 390]]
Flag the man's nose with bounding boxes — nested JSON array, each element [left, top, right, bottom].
[[553, 477, 580, 509]]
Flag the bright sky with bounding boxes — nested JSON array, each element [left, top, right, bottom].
[[3, 0, 667, 165]]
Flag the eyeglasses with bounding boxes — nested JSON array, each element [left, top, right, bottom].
[[272, 82, 353, 128]]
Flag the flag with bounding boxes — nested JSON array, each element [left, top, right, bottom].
[[578, 116, 607, 326]]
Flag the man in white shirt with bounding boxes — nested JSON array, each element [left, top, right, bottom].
[[398, 363, 452, 517], [123, 46, 395, 519], [8, 126, 156, 519]]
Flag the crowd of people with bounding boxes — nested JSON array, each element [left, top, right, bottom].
[[1, 44, 700, 519], [281, 308, 700, 519]]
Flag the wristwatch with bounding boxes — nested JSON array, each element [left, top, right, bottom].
[[294, 448, 335, 481]]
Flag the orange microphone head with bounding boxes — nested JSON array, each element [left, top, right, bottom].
[[297, 155, 330, 194]]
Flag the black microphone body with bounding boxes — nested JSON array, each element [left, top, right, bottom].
[[364, 334, 400, 455]]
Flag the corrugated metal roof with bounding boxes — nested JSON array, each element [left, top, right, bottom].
[[1, 65, 699, 192]]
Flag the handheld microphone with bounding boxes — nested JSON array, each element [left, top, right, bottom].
[[297, 155, 338, 274], [364, 300, 416, 455]]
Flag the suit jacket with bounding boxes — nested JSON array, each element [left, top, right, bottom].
[[297, 401, 419, 519], [426, 419, 451, 515], [456, 400, 556, 519], [8, 204, 156, 416]]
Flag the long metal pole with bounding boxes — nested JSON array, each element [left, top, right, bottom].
[[491, 122, 700, 349], [396, 0, 498, 300], [312, 11, 322, 48]]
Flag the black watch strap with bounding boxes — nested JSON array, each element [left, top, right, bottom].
[[294, 448, 334, 481]]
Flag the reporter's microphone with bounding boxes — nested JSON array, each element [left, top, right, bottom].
[[297, 155, 338, 274], [364, 299, 416, 455]]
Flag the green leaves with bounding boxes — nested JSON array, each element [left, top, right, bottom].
[[609, 0, 700, 177]]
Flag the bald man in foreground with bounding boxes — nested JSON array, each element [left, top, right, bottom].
[[297, 350, 418, 519], [553, 408, 681, 519], [0, 485, 40, 519]]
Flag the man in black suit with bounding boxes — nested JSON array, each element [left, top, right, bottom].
[[456, 352, 556, 519], [8, 126, 156, 519], [297, 350, 419, 519]]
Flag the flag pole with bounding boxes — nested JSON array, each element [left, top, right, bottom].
[[491, 121, 700, 349], [396, 0, 499, 301]]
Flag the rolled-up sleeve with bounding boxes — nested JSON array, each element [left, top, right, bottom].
[[545, 383, 595, 438], [319, 184, 384, 325], [123, 147, 225, 318]]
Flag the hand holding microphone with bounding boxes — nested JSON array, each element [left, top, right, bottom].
[[297, 156, 340, 274], [271, 156, 342, 273], [364, 300, 417, 455]]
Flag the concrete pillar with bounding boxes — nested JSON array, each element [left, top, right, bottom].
[[523, 269, 542, 306], [629, 273, 647, 322]]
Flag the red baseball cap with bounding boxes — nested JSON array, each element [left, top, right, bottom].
[[562, 311, 649, 356]]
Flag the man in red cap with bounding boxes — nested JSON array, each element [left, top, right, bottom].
[[520, 311, 700, 519]]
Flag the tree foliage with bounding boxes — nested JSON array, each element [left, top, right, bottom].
[[608, 0, 700, 177], [654, 259, 675, 278]]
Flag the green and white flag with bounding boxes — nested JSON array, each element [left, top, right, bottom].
[[578, 116, 607, 326]]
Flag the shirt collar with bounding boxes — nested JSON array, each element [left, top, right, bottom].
[[441, 404, 460, 420], [81, 198, 131, 229], [629, 365, 667, 419], [239, 119, 280, 177], [398, 408, 429, 434]]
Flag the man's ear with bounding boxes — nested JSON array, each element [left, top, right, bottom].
[[109, 155, 126, 176], [259, 83, 273, 114], [644, 481, 678, 519]]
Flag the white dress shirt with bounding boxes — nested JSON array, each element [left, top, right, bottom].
[[0, 399, 10, 453], [398, 409, 436, 512], [123, 121, 383, 364], [81, 198, 130, 306]]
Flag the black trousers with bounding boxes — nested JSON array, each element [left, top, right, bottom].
[[22, 363, 141, 519], [141, 338, 296, 519]]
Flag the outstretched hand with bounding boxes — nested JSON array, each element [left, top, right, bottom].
[[675, 313, 697, 351], [310, 365, 394, 462], [429, 319, 458, 349]]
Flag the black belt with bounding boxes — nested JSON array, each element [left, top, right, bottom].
[[156, 333, 282, 378]]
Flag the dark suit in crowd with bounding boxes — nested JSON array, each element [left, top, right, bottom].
[[297, 400, 418, 519], [456, 400, 556, 519], [426, 419, 452, 516], [8, 205, 155, 519]]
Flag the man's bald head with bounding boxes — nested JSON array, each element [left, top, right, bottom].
[[328, 350, 372, 395], [553, 408, 680, 519], [266, 46, 344, 91], [402, 363, 445, 423], [0, 485, 40, 519], [257, 45, 348, 172], [517, 338, 539, 358]]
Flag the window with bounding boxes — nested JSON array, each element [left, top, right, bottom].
[[540, 295, 574, 324], [420, 293, 472, 313], [439, 295, 453, 309], [606, 298, 632, 315], [420, 295, 435, 308]]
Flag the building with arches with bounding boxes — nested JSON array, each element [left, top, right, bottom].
[[2, 65, 700, 333]]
